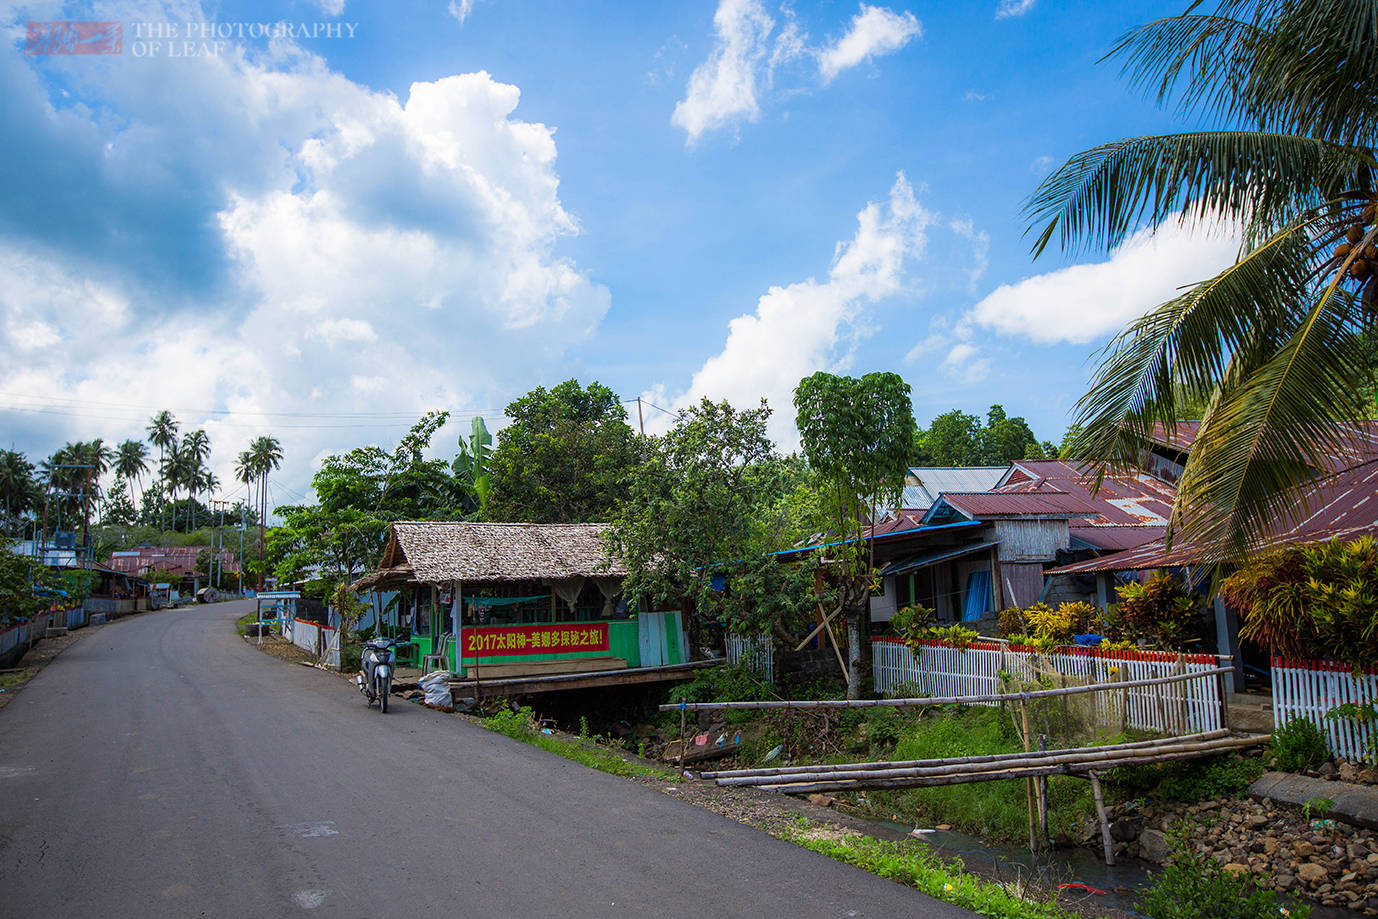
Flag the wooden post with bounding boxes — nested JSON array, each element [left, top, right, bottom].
[[1037, 733, 1050, 842], [1118, 661, 1130, 732], [678, 703, 688, 773], [1021, 697, 1037, 852], [1089, 770, 1115, 866], [1176, 653, 1189, 735]]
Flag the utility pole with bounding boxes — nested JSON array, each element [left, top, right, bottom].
[[257, 475, 266, 592], [238, 502, 245, 597], [636, 397, 645, 437]]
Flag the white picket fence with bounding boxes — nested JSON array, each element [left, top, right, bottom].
[[286, 617, 340, 669], [726, 632, 774, 684], [1273, 658, 1378, 764], [872, 637, 1224, 735]]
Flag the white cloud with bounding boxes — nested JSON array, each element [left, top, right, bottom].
[[652, 173, 931, 446], [949, 217, 988, 292], [941, 342, 990, 383], [818, 4, 922, 84], [964, 217, 1241, 345], [448, 0, 477, 24], [1029, 155, 1053, 174], [995, 0, 1036, 19], [672, 0, 779, 144], [0, 11, 608, 501], [314, 0, 346, 15], [964, 90, 991, 102]]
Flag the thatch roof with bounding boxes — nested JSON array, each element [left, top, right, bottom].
[[351, 521, 627, 590]]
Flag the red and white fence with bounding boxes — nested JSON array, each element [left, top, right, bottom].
[[1272, 658, 1378, 764], [872, 637, 1224, 735], [287, 617, 339, 668]]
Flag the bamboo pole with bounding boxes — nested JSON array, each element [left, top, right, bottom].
[[701, 730, 1230, 780], [1021, 697, 1037, 852], [657, 666, 1234, 712], [749, 735, 1268, 794], [1089, 770, 1114, 866], [794, 603, 843, 651], [720, 734, 1263, 788], [677, 702, 688, 773]]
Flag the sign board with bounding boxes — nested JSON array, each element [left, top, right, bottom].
[[462, 623, 609, 657]]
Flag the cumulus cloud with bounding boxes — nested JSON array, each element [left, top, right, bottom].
[[964, 217, 1241, 345], [818, 4, 922, 84], [671, 0, 782, 144], [995, 0, 1036, 19], [651, 173, 931, 446], [673, 1, 921, 143], [0, 3, 607, 500]]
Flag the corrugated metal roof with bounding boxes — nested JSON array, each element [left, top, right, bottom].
[[1050, 457, 1378, 574], [905, 467, 1006, 507], [932, 491, 1090, 518], [1069, 524, 1167, 552], [879, 541, 1000, 576]]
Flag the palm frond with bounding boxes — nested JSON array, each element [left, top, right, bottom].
[[1107, 12, 1264, 122], [1241, 0, 1378, 145], [1171, 277, 1372, 559], [1069, 216, 1321, 471], [1026, 131, 1363, 256]]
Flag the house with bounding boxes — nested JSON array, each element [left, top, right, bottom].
[[105, 545, 239, 596], [350, 522, 700, 687], [861, 459, 1175, 630], [1047, 422, 1378, 690]]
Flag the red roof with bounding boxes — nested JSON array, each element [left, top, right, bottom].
[[1051, 457, 1378, 574], [105, 546, 240, 578]]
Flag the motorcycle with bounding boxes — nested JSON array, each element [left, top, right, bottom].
[[356, 636, 396, 713]]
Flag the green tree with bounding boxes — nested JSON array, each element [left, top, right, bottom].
[[913, 405, 1049, 467], [114, 439, 149, 509], [486, 379, 638, 523], [607, 399, 815, 654], [146, 410, 179, 534], [0, 450, 38, 536], [101, 479, 138, 527], [1027, 0, 1378, 560], [795, 371, 917, 698]]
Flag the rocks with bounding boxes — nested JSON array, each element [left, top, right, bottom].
[[1298, 862, 1329, 884], [1110, 818, 1141, 842], [1318, 761, 1338, 778], [806, 794, 835, 808], [1139, 828, 1171, 864], [1223, 862, 1251, 876]]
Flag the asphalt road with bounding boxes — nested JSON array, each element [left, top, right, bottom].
[[0, 600, 976, 918]]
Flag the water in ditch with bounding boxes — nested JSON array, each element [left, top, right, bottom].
[[858, 815, 1366, 919]]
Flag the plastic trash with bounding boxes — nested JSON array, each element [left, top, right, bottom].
[[911, 828, 935, 835], [715, 733, 726, 747], [1073, 634, 1107, 646], [1058, 883, 1108, 895], [763, 744, 784, 762], [419, 670, 453, 710], [541, 728, 554, 735]]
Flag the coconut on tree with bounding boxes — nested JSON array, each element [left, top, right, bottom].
[[1028, 0, 1378, 561]]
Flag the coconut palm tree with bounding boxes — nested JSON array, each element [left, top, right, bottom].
[[115, 439, 149, 507], [1026, 0, 1378, 562], [237, 435, 282, 589], [0, 450, 37, 536], [146, 411, 179, 534], [179, 429, 211, 530]]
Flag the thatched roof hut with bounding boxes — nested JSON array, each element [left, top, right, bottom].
[[349, 521, 627, 591]]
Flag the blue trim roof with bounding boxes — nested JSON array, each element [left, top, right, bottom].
[[768, 519, 987, 558]]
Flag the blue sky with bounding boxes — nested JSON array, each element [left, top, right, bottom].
[[0, 0, 1242, 504]]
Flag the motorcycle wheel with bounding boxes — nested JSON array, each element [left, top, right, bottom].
[[378, 675, 389, 713]]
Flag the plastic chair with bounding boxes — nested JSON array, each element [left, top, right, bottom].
[[421, 634, 453, 674]]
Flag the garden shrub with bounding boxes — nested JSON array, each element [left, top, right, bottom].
[[1135, 835, 1310, 919], [1221, 535, 1378, 671], [1106, 573, 1201, 649], [1272, 717, 1329, 773]]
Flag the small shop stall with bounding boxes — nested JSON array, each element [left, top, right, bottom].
[[350, 521, 689, 678]]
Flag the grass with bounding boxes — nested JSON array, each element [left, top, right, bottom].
[[782, 820, 1077, 919], [484, 706, 677, 780], [0, 668, 35, 708], [235, 612, 256, 636], [863, 706, 1098, 843]]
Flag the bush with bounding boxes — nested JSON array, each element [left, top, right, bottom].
[[1272, 717, 1329, 772], [1107, 573, 1202, 650], [1135, 835, 1309, 919], [1109, 753, 1266, 804], [340, 644, 362, 673]]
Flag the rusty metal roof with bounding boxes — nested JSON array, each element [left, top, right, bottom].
[[1050, 457, 1378, 574]]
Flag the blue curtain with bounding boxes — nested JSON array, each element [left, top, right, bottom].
[[961, 570, 990, 622]]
